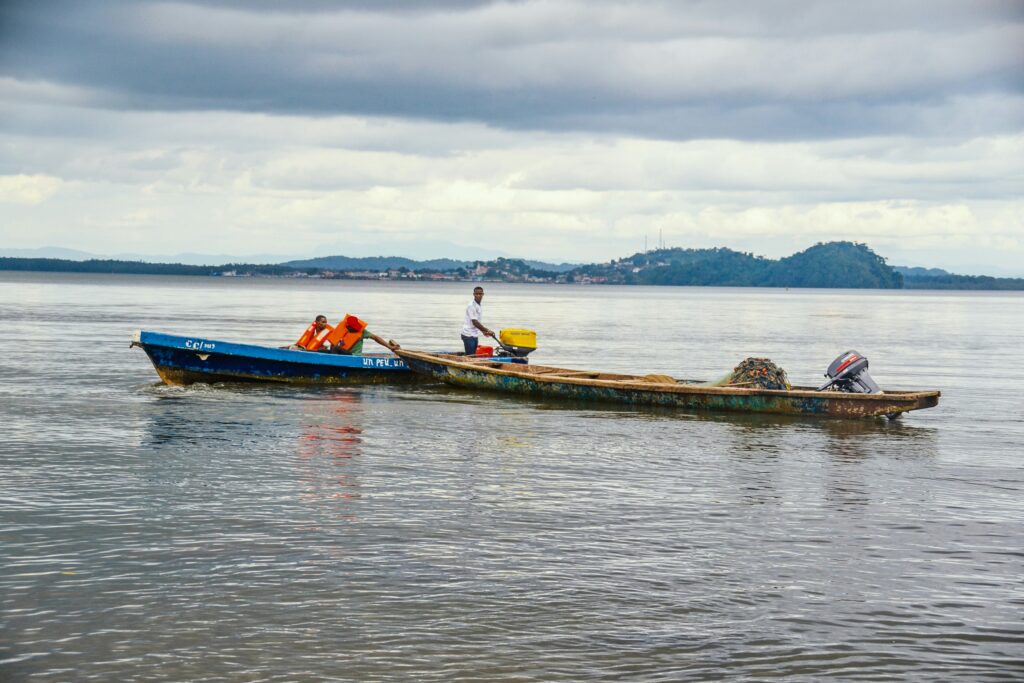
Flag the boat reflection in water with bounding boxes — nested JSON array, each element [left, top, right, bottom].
[[296, 391, 365, 517]]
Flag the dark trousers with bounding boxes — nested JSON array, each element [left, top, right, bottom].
[[461, 335, 478, 355]]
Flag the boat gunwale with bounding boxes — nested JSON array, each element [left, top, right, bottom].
[[395, 349, 941, 403], [134, 330, 404, 369]]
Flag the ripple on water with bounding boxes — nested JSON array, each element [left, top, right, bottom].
[[2, 275, 1023, 681]]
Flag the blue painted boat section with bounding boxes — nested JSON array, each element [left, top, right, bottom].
[[132, 329, 413, 384]]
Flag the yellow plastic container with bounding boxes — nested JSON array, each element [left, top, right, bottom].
[[499, 328, 537, 350]]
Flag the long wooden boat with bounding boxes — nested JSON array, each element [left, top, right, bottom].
[[391, 348, 940, 419], [132, 330, 420, 385]]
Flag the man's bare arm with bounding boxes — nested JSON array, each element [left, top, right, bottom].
[[472, 319, 494, 337], [367, 331, 390, 348]]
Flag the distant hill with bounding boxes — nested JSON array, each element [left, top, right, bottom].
[[0, 247, 98, 260], [895, 266, 950, 278], [0, 258, 302, 276], [285, 254, 578, 273], [285, 255, 469, 271], [571, 241, 904, 289], [523, 260, 577, 273], [771, 242, 903, 288], [4, 243, 1023, 289], [901, 272, 1024, 290], [0, 247, 309, 265], [892, 265, 1024, 290]]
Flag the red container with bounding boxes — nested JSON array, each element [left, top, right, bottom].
[[475, 345, 494, 357]]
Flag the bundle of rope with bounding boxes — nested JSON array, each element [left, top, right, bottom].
[[724, 357, 791, 390]]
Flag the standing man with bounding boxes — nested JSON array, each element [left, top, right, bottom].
[[461, 286, 495, 354]]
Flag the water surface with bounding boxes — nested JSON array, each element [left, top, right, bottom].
[[1, 272, 1022, 681]]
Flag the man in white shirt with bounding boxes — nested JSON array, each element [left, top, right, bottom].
[[461, 286, 495, 354]]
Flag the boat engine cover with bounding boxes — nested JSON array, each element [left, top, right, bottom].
[[498, 328, 536, 357], [819, 350, 882, 393]]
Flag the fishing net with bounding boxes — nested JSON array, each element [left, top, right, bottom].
[[723, 357, 791, 390]]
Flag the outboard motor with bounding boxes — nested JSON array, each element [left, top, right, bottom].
[[818, 350, 881, 393], [496, 328, 537, 358]]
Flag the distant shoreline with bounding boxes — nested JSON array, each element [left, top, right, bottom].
[[3, 246, 1024, 291], [10, 270, 1024, 296]]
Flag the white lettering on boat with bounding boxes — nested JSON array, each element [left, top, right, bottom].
[[361, 357, 405, 369], [184, 339, 216, 351]]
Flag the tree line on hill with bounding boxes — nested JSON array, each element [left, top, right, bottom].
[[3, 242, 1023, 290], [569, 242, 904, 288]]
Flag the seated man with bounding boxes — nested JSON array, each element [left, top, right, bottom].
[[291, 315, 334, 351], [322, 314, 389, 355]]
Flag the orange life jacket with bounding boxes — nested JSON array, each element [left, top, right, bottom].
[[324, 314, 368, 352], [295, 321, 334, 351]]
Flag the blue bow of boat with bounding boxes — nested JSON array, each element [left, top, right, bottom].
[[131, 330, 417, 385]]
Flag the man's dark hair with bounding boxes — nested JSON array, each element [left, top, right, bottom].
[[473, 286, 484, 293], [315, 315, 327, 323]]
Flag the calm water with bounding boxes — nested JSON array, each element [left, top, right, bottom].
[[1, 272, 1022, 682]]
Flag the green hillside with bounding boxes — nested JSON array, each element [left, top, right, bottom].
[[5, 242, 1023, 289], [768, 242, 902, 288], [569, 241, 902, 288]]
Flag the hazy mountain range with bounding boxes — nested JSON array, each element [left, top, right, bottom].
[[0, 247, 578, 274], [283, 255, 578, 273], [3, 245, 1024, 285]]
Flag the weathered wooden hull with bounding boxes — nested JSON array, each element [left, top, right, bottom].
[[395, 350, 940, 419], [132, 330, 421, 385]]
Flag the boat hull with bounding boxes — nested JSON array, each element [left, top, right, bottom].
[[397, 351, 940, 419], [132, 330, 420, 385]]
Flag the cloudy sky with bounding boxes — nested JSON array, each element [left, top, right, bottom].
[[1, 1, 1022, 272]]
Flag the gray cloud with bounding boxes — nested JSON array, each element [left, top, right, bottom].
[[2, 1, 1023, 273], [2, 0, 1021, 140]]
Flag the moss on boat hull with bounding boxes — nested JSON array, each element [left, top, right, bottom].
[[397, 351, 940, 419]]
